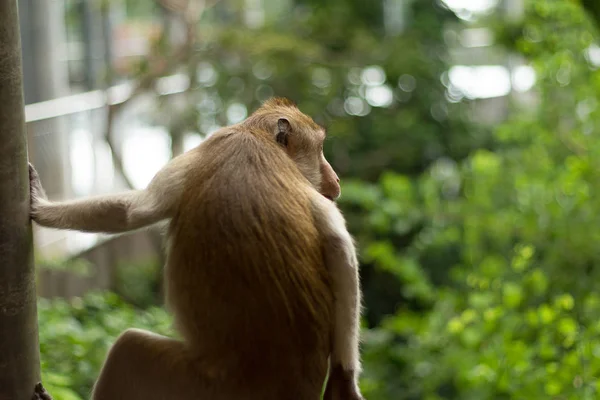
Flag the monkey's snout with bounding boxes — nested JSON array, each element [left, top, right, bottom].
[[322, 192, 339, 202]]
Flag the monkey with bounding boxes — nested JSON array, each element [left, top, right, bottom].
[[29, 97, 364, 400]]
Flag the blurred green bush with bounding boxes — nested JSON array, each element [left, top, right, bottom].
[[348, 1, 600, 399], [39, 293, 173, 400], [37, 1, 600, 399]]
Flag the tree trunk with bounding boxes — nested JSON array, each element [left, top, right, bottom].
[[0, 1, 43, 400]]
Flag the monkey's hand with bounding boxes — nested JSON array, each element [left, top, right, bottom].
[[29, 162, 49, 219], [31, 382, 53, 400], [324, 365, 365, 400]]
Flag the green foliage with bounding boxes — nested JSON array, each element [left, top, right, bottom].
[[36, 255, 93, 276], [38, 293, 173, 399], [133, 0, 484, 181], [346, 1, 600, 399], [114, 257, 162, 308], [37, 1, 600, 399]]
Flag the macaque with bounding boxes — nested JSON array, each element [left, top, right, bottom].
[[30, 97, 364, 400]]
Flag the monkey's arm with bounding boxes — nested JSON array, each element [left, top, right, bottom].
[[311, 194, 364, 400], [29, 154, 190, 233], [30, 188, 159, 233]]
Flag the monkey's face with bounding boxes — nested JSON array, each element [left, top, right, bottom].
[[318, 154, 341, 201], [276, 116, 341, 201]]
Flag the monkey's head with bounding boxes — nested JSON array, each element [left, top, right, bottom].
[[249, 97, 341, 201]]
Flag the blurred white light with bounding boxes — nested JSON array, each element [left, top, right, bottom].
[[205, 125, 222, 135], [94, 141, 115, 192], [199, 117, 214, 133], [361, 66, 386, 86], [122, 127, 171, 189], [445, 84, 464, 103], [585, 44, 600, 68], [348, 68, 362, 85], [577, 98, 597, 122], [255, 84, 274, 101], [365, 85, 394, 107], [344, 96, 371, 116], [455, 9, 474, 21], [440, 71, 450, 88], [108, 82, 134, 105], [556, 66, 571, 86], [227, 103, 248, 124], [244, 0, 265, 28], [448, 65, 511, 99], [70, 128, 94, 196], [512, 66, 536, 92], [460, 28, 494, 48], [252, 61, 274, 80], [183, 133, 204, 152], [442, 0, 498, 13], [430, 157, 459, 180], [155, 74, 190, 95], [398, 74, 417, 92], [312, 67, 332, 88], [197, 96, 220, 114], [197, 62, 218, 87], [384, 0, 406, 35]]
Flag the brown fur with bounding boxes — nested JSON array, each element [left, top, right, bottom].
[[30, 98, 362, 400], [166, 128, 334, 393]]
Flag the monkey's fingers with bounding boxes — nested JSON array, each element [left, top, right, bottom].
[[31, 382, 53, 400], [324, 366, 365, 400], [29, 162, 48, 202], [28, 162, 40, 186]]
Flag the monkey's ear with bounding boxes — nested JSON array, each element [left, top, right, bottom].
[[276, 118, 291, 147]]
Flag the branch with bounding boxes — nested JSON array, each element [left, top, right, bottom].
[[103, 0, 211, 189]]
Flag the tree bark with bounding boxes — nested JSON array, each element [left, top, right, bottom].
[[0, 1, 43, 400]]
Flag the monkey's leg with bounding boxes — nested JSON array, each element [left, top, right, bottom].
[[311, 194, 364, 400], [92, 329, 215, 400]]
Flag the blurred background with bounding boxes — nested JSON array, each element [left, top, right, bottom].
[[22, 0, 600, 398]]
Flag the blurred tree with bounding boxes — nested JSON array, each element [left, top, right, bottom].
[[106, 0, 480, 180], [186, 0, 486, 181], [356, 1, 600, 399]]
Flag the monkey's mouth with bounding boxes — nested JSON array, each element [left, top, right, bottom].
[[323, 194, 335, 202]]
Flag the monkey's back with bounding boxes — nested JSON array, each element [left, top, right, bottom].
[[166, 129, 334, 395]]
